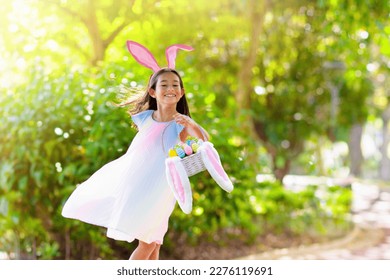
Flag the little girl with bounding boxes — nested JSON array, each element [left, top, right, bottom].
[[62, 42, 207, 260]]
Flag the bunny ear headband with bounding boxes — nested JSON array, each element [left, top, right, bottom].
[[126, 40, 194, 72]]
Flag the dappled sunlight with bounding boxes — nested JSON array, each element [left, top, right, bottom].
[[0, 0, 36, 87], [1, 0, 390, 260], [283, 174, 352, 189], [352, 182, 390, 229], [352, 182, 381, 212]]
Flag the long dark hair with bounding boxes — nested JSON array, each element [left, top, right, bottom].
[[122, 68, 191, 117]]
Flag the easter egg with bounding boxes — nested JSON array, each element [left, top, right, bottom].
[[186, 139, 193, 146], [168, 149, 178, 157], [184, 144, 193, 155], [191, 143, 199, 153], [175, 147, 186, 158]]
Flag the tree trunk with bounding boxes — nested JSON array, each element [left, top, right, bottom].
[[315, 137, 326, 176], [235, 0, 266, 117], [273, 156, 291, 182], [380, 106, 390, 181], [85, 0, 104, 65], [348, 123, 363, 176], [235, 0, 267, 171]]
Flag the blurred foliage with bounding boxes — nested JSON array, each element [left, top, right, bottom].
[[0, 0, 388, 259]]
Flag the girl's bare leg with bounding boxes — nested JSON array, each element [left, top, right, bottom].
[[129, 241, 157, 260], [148, 244, 161, 260]]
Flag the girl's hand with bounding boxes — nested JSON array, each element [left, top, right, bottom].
[[173, 113, 197, 128], [173, 113, 209, 141]]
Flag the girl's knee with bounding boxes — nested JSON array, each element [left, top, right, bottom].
[[153, 243, 161, 252], [139, 241, 157, 251]]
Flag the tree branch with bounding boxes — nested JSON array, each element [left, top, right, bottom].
[[103, 20, 131, 48], [103, 0, 136, 47], [58, 34, 90, 60], [39, 0, 88, 26]]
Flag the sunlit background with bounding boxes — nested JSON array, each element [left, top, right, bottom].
[[1, 0, 390, 260]]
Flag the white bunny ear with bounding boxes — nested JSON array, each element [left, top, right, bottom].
[[127, 41, 161, 72], [165, 157, 193, 214], [165, 44, 194, 69], [200, 142, 234, 193]]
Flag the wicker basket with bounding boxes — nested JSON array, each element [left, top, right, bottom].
[[162, 122, 207, 177], [181, 151, 206, 177]]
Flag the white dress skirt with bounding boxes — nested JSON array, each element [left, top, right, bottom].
[[62, 110, 183, 244]]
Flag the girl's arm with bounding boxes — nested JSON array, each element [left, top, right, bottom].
[[173, 113, 209, 142]]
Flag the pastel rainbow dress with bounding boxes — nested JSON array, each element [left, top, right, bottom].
[[62, 110, 183, 244]]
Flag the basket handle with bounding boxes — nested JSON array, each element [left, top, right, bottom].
[[161, 120, 207, 155]]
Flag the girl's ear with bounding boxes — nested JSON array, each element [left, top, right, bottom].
[[149, 88, 156, 98]]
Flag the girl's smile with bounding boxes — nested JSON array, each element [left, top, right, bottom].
[[149, 72, 184, 104]]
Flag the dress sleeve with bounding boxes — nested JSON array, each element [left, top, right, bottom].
[[131, 110, 153, 128], [174, 122, 185, 138], [161, 122, 185, 153]]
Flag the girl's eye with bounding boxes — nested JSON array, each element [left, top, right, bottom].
[[160, 84, 179, 88]]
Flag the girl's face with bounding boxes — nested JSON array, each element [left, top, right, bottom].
[[149, 72, 184, 106]]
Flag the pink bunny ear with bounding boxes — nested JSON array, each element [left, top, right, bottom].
[[165, 157, 193, 214], [127, 41, 161, 72], [165, 44, 194, 69], [200, 142, 234, 193]]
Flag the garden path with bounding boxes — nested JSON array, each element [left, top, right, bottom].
[[240, 178, 390, 260]]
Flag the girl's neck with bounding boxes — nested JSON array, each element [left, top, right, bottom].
[[152, 107, 177, 122]]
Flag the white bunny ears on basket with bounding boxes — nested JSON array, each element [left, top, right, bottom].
[[165, 141, 234, 214], [127, 40, 234, 214]]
